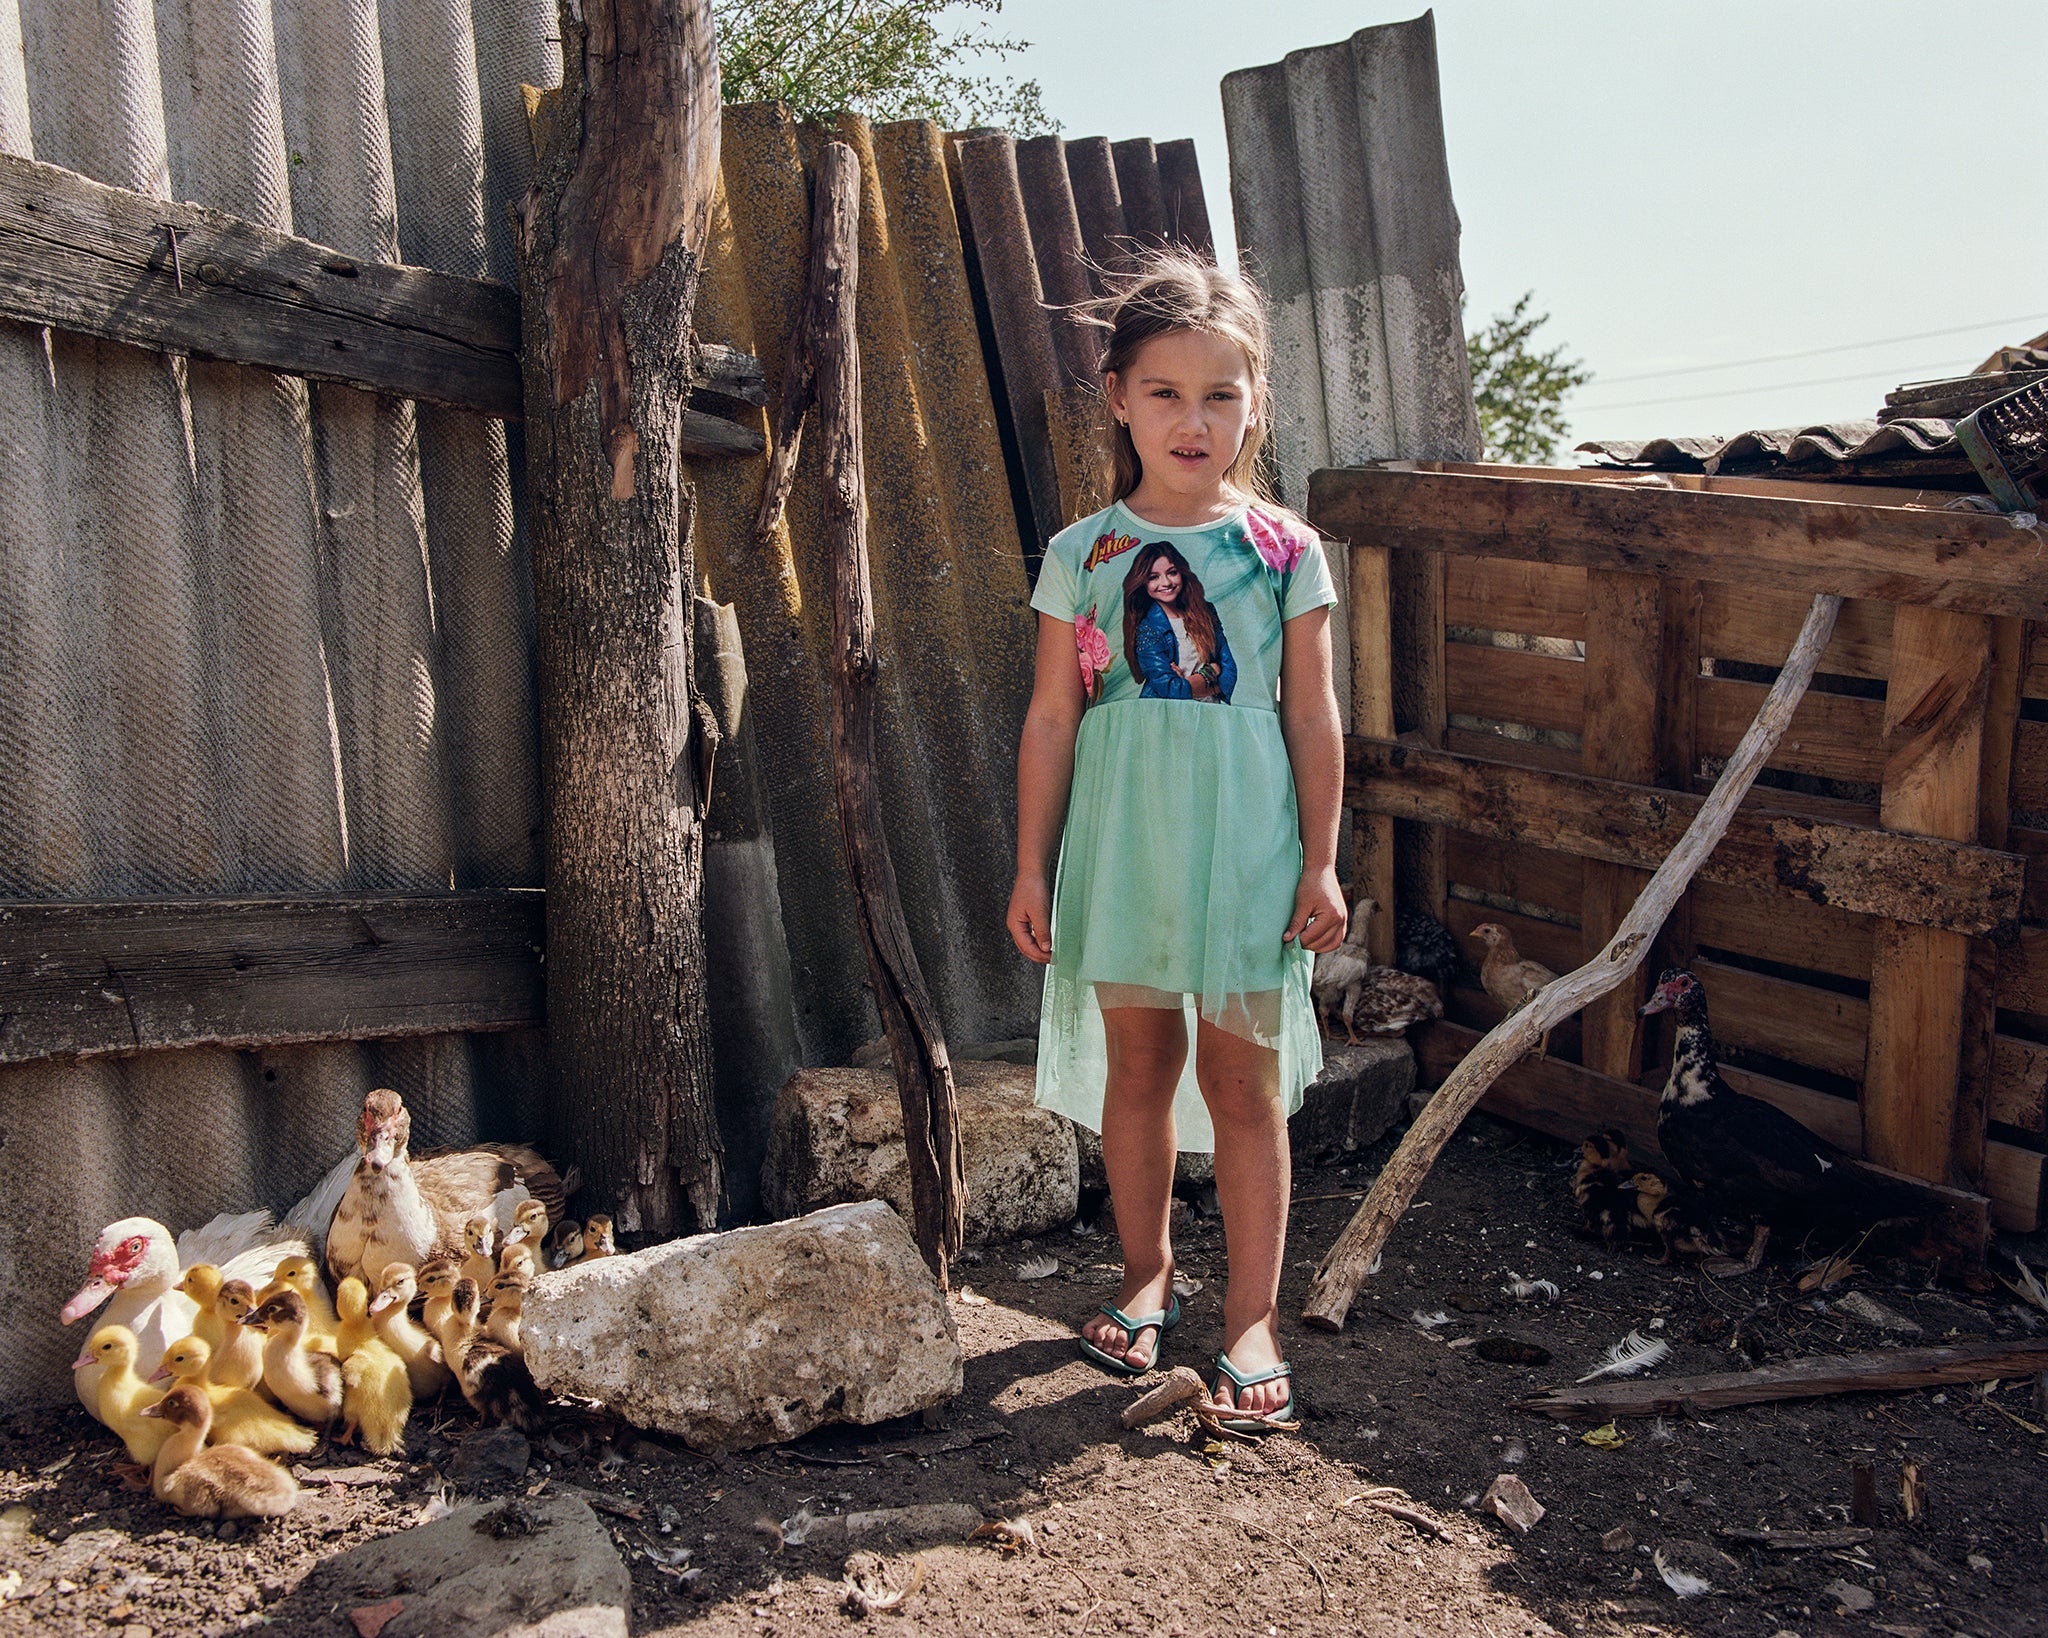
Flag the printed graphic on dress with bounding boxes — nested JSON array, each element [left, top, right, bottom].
[[1120, 542, 1236, 704], [1074, 604, 1112, 701]]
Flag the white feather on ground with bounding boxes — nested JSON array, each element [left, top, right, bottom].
[[1015, 1254, 1060, 1281], [1653, 1550, 1712, 1598], [1576, 1329, 1671, 1384]]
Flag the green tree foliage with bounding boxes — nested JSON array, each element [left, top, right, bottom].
[[714, 0, 1054, 134], [1466, 292, 1591, 465]]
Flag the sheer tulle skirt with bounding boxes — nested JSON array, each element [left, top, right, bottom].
[[1033, 699, 1323, 1151]]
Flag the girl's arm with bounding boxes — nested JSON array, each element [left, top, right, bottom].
[[1008, 613, 1087, 963], [1277, 606, 1346, 954]]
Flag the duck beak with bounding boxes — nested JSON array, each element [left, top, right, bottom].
[[149, 1365, 172, 1384], [60, 1276, 116, 1325], [137, 1400, 164, 1420], [1637, 988, 1675, 1018], [70, 1351, 94, 1371], [367, 1291, 396, 1315]]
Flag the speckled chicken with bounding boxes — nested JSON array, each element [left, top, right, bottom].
[[1310, 896, 1442, 1043], [1396, 907, 1467, 995]]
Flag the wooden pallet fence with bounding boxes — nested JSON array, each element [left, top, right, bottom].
[[1314, 462, 2048, 1232]]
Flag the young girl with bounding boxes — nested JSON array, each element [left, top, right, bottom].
[[1007, 252, 1346, 1431]]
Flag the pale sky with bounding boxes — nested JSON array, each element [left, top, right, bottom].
[[978, 1, 2048, 449]]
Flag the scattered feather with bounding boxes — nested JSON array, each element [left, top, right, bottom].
[[1411, 1310, 1454, 1330], [843, 1552, 926, 1616], [1015, 1254, 1060, 1281], [2001, 1255, 2048, 1315], [954, 1286, 991, 1307], [779, 1505, 821, 1547], [967, 1517, 1036, 1554], [1366, 1252, 1384, 1277], [1576, 1330, 1670, 1384], [1653, 1550, 1712, 1598], [1171, 1274, 1202, 1298], [1503, 1274, 1559, 1302], [1648, 1417, 1677, 1447]]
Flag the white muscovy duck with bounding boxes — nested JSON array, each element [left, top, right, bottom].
[[61, 1211, 309, 1422]]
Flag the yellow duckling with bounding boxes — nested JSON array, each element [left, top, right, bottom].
[[244, 1289, 342, 1432], [254, 1257, 340, 1356], [151, 1337, 317, 1457], [483, 1271, 527, 1354], [339, 1331, 412, 1457], [502, 1199, 551, 1252], [175, 1265, 229, 1354], [137, 1385, 299, 1519], [458, 1215, 498, 1293], [75, 1326, 167, 1467], [368, 1264, 450, 1399], [575, 1214, 616, 1263], [418, 1258, 461, 1345], [334, 1277, 377, 1361], [209, 1279, 267, 1394]]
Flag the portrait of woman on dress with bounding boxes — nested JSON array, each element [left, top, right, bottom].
[[1121, 542, 1236, 703]]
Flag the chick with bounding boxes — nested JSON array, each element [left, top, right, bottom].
[[437, 1277, 545, 1433], [339, 1329, 412, 1458], [1470, 921, 1560, 1055], [74, 1326, 167, 1467], [137, 1385, 299, 1519], [1628, 1171, 1727, 1264], [550, 1223, 585, 1270], [333, 1277, 377, 1361], [151, 1337, 317, 1457], [208, 1279, 267, 1394], [483, 1271, 527, 1354], [1572, 1129, 1635, 1251], [501, 1199, 551, 1254], [498, 1240, 539, 1282], [576, 1214, 617, 1262], [418, 1258, 461, 1343], [368, 1264, 451, 1399], [459, 1215, 498, 1292], [244, 1289, 342, 1432], [254, 1257, 340, 1357], [175, 1264, 229, 1354]]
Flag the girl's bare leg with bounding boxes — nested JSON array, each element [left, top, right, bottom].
[[1192, 1016, 1290, 1417], [1081, 1004, 1187, 1368]]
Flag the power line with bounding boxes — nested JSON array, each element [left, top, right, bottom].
[[1589, 311, 2048, 388], [1574, 357, 1976, 416]]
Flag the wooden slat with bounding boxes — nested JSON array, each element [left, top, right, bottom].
[[1692, 956, 1869, 1083], [0, 892, 543, 1063], [1347, 737, 2025, 938], [1309, 466, 2048, 619], [1580, 569, 1662, 1080], [1691, 880, 1872, 981], [1349, 541, 1397, 965], [1391, 549, 1448, 920], [1414, 1019, 2031, 1233], [1445, 557, 1584, 640], [1445, 832, 1581, 917], [1990, 1036, 2048, 1134], [1445, 642, 1584, 735], [1420, 462, 1957, 511], [2010, 827, 2048, 921], [2022, 624, 2048, 699], [1696, 677, 1886, 785], [0, 150, 521, 417], [1444, 726, 1580, 774], [2010, 721, 2048, 816], [1865, 607, 1993, 1184], [1699, 586, 1893, 679], [1995, 925, 2048, 1015]]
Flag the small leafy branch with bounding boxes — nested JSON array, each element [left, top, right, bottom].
[[1467, 291, 1592, 465]]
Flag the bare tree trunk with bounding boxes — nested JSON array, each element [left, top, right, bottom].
[[771, 141, 965, 1282], [515, 0, 724, 1236]]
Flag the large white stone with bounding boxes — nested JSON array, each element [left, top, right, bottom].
[[761, 1062, 1078, 1242], [522, 1201, 962, 1450]]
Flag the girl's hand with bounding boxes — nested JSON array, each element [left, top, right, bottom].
[[1282, 866, 1346, 954], [1007, 875, 1054, 964]]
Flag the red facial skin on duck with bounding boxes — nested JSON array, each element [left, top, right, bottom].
[[61, 1232, 152, 1324], [359, 1093, 409, 1174]]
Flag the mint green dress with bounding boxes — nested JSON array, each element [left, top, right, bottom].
[[1029, 499, 1339, 1150]]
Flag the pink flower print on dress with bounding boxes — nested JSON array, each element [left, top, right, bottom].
[[1075, 606, 1112, 700], [1246, 507, 1312, 575]]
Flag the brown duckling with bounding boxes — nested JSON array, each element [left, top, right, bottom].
[[137, 1384, 299, 1518], [1572, 1128, 1635, 1251], [244, 1289, 342, 1432], [575, 1215, 617, 1263], [1628, 1170, 1727, 1264], [438, 1277, 545, 1433], [483, 1271, 527, 1354]]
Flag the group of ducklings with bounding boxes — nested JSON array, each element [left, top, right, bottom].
[[74, 1200, 615, 1522], [1571, 1128, 1725, 1263]]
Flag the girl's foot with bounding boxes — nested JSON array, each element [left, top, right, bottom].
[[1080, 1265, 1175, 1371], [1210, 1316, 1289, 1417]]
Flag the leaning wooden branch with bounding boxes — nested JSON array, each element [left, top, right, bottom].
[[805, 142, 966, 1282], [1514, 1337, 2048, 1420], [1301, 592, 1846, 1331]]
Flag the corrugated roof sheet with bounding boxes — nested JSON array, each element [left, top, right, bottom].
[[1576, 417, 1971, 478]]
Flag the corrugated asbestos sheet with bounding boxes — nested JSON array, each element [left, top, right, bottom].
[[1576, 418, 1975, 480], [1220, 10, 1481, 721], [0, 0, 560, 1404]]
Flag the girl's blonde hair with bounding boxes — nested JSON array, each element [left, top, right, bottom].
[[1086, 247, 1282, 509]]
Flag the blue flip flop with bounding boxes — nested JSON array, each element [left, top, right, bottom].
[[1208, 1351, 1301, 1434], [1076, 1293, 1182, 1376]]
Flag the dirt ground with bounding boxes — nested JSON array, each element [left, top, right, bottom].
[[4, 1113, 2045, 1638]]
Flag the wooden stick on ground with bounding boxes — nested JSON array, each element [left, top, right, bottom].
[[797, 141, 965, 1283], [1301, 592, 1846, 1331], [1512, 1337, 2048, 1420]]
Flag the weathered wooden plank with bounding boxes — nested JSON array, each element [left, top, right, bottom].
[[1350, 541, 1398, 965], [1418, 462, 1951, 511], [1580, 570, 1662, 1081], [1413, 1019, 2031, 1232], [0, 892, 544, 1062], [2009, 827, 2048, 920], [1346, 738, 2025, 938], [1445, 556, 1584, 641], [2010, 721, 2048, 817], [1700, 586, 1893, 680], [0, 150, 522, 417], [1691, 879, 1872, 981], [1991, 1035, 2048, 1133], [1309, 466, 2048, 619], [1695, 677, 1886, 786], [1445, 832, 1581, 917], [1391, 549, 1448, 921], [1692, 956, 1869, 1084], [1443, 726, 1581, 774], [1444, 641, 1584, 735], [1865, 607, 1993, 1184], [1956, 617, 2024, 1180]]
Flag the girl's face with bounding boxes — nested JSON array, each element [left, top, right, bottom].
[[1146, 555, 1182, 604], [1107, 328, 1259, 503]]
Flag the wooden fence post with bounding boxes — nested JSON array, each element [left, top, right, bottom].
[[1350, 542, 1398, 966], [516, 0, 726, 1235], [1391, 549, 1448, 923]]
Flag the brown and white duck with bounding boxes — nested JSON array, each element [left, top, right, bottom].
[[324, 1089, 569, 1289]]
